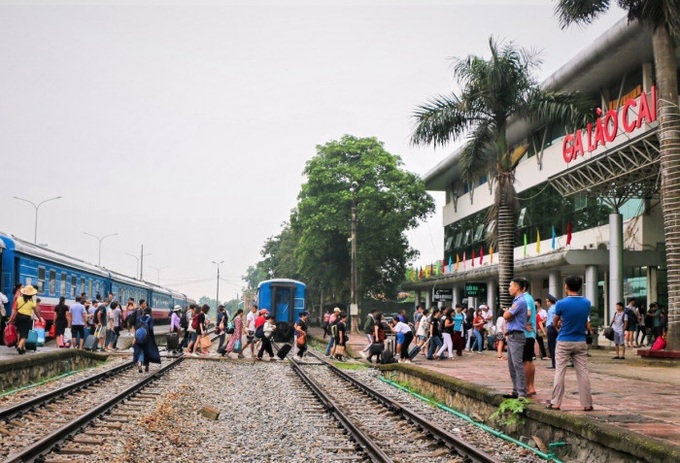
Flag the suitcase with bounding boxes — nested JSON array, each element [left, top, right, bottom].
[[276, 343, 292, 359], [166, 332, 179, 351], [407, 344, 422, 360], [34, 324, 46, 347], [83, 334, 98, 351], [25, 329, 39, 351]]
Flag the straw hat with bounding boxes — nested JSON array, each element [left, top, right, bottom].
[[333, 307, 341, 313], [20, 285, 38, 296], [173, 305, 182, 312]]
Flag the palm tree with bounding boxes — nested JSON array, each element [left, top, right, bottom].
[[554, 1, 680, 349], [411, 38, 594, 310]]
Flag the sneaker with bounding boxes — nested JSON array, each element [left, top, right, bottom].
[[360, 351, 367, 359], [403, 359, 412, 364]]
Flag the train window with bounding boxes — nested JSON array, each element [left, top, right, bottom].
[[80, 277, 85, 295], [71, 276, 77, 298], [60, 273, 67, 295], [49, 270, 56, 295], [37, 267, 46, 293], [88, 280, 92, 298]]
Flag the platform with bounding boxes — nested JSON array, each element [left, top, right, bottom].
[[309, 326, 680, 458]]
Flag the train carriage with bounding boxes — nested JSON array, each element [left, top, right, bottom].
[[0, 233, 110, 328], [256, 279, 306, 342]]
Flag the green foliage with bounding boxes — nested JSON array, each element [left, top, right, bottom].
[[490, 397, 529, 427]]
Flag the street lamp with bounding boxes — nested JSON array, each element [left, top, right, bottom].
[[148, 265, 170, 285], [125, 249, 151, 279], [349, 181, 359, 332], [83, 232, 118, 266], [13, 195, 62, 244], [212, 260, 225, 310]]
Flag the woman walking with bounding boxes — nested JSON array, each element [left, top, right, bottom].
[[435, 308, 455, 360], [223, 309, 245, 358], [133, 307, 160, 372], [12, 285, 44, 354], [54, 296, 70, 347]]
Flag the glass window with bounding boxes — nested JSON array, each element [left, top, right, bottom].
[[445, 236, 453, 251], [474, 224, 484, 242], [71, 276, 77, 298], [463, 229, 472, 246], [60, 273, 67, 295], [517, 208, 527, 227], [574, 195, 588, 211], [80, 277, 85, 295], [37, 267, 46, 293], [486, 220, 496, 238], [49, 270, 56, 295], [454, 232, 462, 249], [88, 280, 93, 298]]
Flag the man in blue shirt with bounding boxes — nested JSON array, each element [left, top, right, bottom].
[[521, 280, 537, 396], [547, 275, 593, 411], [69, 296, 88, 350], [502, 278, 528, 399]]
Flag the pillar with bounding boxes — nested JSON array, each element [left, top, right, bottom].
[[487, 278, 497, 315], [609, 212, 624, 321], [452, 284, 460, 307], [647, 266, 658, 306], [415, 291, 421, 310], [425, 288, 432, 311], [585, 265, 598, 310], [549, 270, 561, 299]]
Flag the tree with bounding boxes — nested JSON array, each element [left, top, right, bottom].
[[293, 135, 435, 302], [411, 38, 594, 309], [553, 0, 680, 349]]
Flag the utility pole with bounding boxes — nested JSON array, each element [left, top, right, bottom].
[[140, 245, 145, 280], [350, 181, 360, 333], [212, 260, 224, 310]]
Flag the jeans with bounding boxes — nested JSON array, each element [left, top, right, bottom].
[[427, 335, 443, 358], [471, 328, 484, 351], [325, 336, 335, 356], [547, 325, 558, 367]]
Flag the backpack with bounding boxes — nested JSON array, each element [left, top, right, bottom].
[[381, 349, 397, 364], [226, 320, 235, 335], [625, 308, 637, 325], [255, 324, 264, 338], [127, 309, 138, 327], [376, 326, 386, 342], [192, 313, 200, 330], [180, 311, 188, 329], [135, 317, 150, 345]]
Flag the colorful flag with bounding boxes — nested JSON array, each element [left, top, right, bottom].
[[463, 251, 466, 270], [418, 267, 423, 279], [441, 259, 446, 275], [479, 247, 484, 264], [455, 254, 460, 271], [536, 228, 541, 253], [471, 249, 476, 267], [566, 221, 572, 246], [523, 233, 528, 256], [489, 245, 494, 263], [551, 225, 556, 250], [448, 256, 453, 273]]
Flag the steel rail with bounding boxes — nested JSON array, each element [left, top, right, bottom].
[[291, 361, 394, 463], [0, 360, 135, 422], [2, 356, 184, 463], [302, 349, 502, 463]]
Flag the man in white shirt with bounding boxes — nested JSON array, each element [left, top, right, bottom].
[[242, 303, 258, 357], [391, 318, 415, 363]]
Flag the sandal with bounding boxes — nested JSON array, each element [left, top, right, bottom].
[[583, 406, 594, 411], [545, 403, 561, 410]]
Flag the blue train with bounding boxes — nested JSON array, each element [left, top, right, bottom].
[[0, 232, 195, 328], [256, 279, 306, 342]]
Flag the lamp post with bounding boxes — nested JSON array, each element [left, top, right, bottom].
[[13, 195, 62, 244], [83, 232, 118, 266], [148, 265, 170, 285], [349, 181, 359, 332], [212, 260, 224, 310], [125, 249, 151, 279]]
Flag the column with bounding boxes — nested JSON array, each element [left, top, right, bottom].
[[609, 212, 624, 321], [585, 265, 598, 310], [415, 291, 421, 310], [647, 266, 658, 306], [425, 288, 432, 311], [487, 278, 497, 315], [452, 284, 460, 307], [549, 270, 561, 299]]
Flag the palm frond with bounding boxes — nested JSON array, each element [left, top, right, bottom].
[[521, 89, 597, 130], [554, 0, 611, 28], [458, 122, 497, 184], [411, 93, 475, 147], [619, 0, 680, 38]]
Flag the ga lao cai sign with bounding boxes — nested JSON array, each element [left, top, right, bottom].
[[562, 86, 657, 163]]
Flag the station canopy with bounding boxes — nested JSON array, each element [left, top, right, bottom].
[[548, 129, 660, 199]]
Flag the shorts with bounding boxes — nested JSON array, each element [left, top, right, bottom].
[[246, 330, 255, 341], [613, 330, 625, 345], [396, 332, 405, 344], [496, 332, 505, 342], [626, 324, 637, 332], [189, 331, 198, 343], [523, 337, 535, 362]]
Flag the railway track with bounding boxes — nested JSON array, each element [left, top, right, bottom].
[[0, 356, 184, 463], [276, 344, 501, 463]]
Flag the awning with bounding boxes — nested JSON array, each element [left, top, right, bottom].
[[549, 129, 660, 199]]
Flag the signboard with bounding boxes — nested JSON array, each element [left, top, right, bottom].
[[432, 288, 453, 302], [464, 282, 487, 298]]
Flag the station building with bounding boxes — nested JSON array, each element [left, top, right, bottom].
[[404, 18, 679, 327]]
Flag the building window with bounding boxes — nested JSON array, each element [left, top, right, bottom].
[[517, 208, 528, 227], [445, 236, 453, 251], [574, 195, 588, 211], [474, 224, 484, 242]]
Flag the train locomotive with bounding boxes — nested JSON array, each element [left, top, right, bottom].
[[256, 279, 306, 342], [0, 232, 195, 330]]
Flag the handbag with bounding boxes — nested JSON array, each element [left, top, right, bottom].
[[4, 323, 18, 347], [603, 327, 614, 341], [334, 344, 347, 356], [234, 339, 242, 353], [296, 332, 306, 347], [199, 336, 212, 350], [48, 324, 56, 338]]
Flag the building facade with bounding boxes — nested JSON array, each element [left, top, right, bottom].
[[404, 18, 679, 328]]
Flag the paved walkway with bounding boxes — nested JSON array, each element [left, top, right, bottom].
[[309, 327, 680, 451]]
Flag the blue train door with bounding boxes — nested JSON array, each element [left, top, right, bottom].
[[269, 283, 295, 341]]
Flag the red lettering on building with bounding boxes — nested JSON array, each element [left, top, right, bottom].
[[562, 86, 657, 163]]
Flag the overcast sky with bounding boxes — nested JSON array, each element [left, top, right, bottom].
[[0, 0, 624, 301]]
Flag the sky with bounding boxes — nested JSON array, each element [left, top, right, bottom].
[[0, 0, 625, 301]]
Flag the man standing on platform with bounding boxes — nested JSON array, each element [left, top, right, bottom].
[[547, 275, 593, 411], [545, 294, 558, 369], [503, 278, 528, 399]]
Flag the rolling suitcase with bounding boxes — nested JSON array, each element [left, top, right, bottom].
[[408, 338, 430, 360], [167, 332, 179, 352], [25, 329, 39, 351], [83, 334, 98, 351], [34, 320, 46, 346], [276, 343, 292, 359]]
